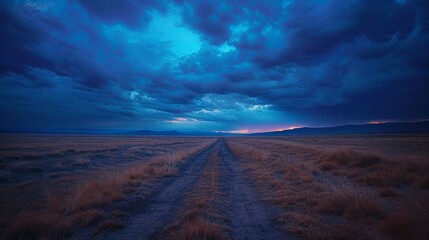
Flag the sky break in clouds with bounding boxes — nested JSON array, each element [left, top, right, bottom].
[[0, 0, 428, 133]]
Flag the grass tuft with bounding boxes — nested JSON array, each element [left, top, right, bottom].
[[381, 210, 428, 240], [95, 220, 125, 235]]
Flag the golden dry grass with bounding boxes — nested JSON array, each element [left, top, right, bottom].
[[316, 186, 384, 220], [381, 209, 427, 240], [164, 217, 226, 240], [226, 136, 429, 239], [94, 220, 125, 235], [4, 137, 216, 239], [277, 212, 363, 240], [6, 179, 125, 239], [0, 135, 214, 230], [317, 149, 429, 189]]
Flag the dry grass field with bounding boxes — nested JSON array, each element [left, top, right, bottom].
[[0, 134, 216, 239], [0, 134, 428, 239], [228, 134, 429, 239]]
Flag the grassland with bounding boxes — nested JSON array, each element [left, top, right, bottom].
[[227, 134, 429, 239], [0, 134, 428, 239], [0, 134, 216, 239]]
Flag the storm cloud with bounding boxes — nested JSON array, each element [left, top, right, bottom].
[[1, 0, 428, 132]]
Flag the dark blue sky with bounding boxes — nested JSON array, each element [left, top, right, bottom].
[[1, 0, 428, 133]]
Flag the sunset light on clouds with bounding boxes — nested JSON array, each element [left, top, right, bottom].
[[1, 0, 428, 133]]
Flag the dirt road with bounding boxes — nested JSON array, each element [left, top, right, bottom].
[[218, 139, 294, 240], [98, 138, 292, 239]]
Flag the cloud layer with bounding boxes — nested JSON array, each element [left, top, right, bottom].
[[1, 0, 428, 131]]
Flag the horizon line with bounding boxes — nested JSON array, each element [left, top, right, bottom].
[[1, 119, 429, 135]]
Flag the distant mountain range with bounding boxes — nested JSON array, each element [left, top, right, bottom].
[[94, 121, 429, 136], [2, 121, 429, 136], [251, 121, 429, 136]]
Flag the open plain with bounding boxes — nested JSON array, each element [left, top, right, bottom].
[[0, 134, 428, 239]]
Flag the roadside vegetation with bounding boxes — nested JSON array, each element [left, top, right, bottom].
[[227, 137, 429, 239], [317, 149, 429, 189], [1, 136, 216, 239]]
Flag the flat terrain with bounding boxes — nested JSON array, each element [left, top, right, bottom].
[[0, 134, 428, 239]]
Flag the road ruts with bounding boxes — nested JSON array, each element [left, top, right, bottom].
[[102, 139, 220, 240], [219, 138, 295, 240]]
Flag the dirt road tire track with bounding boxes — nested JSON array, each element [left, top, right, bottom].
[[101, 139, 220, 239], [220, 139, 295, 240]]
